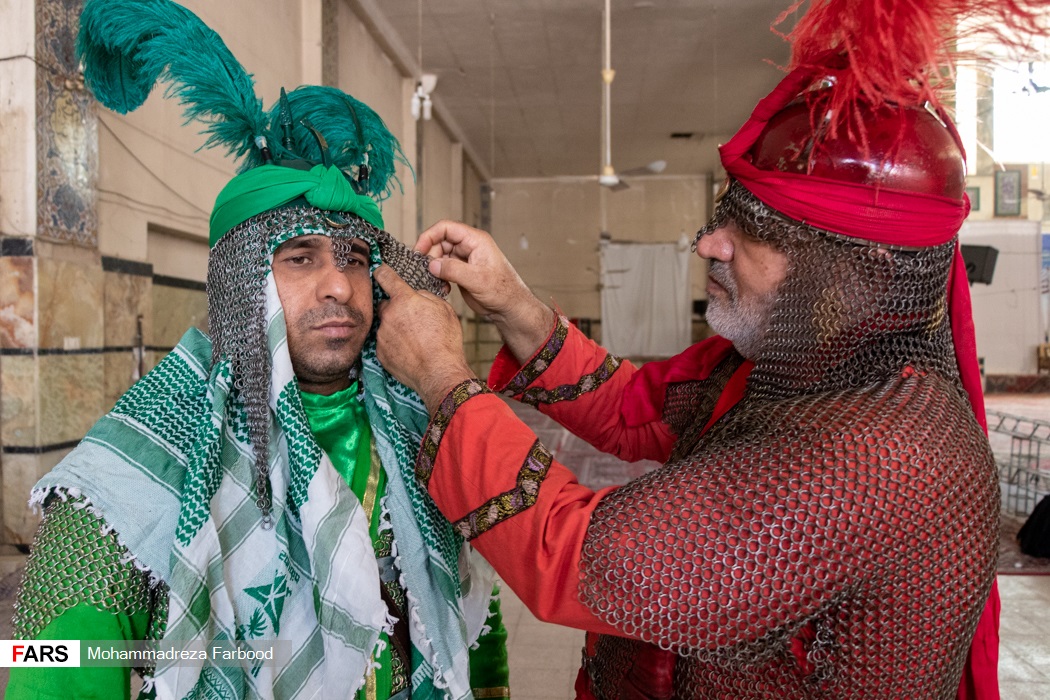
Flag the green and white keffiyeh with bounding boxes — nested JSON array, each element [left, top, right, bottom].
[[32, 232, 494, 700]]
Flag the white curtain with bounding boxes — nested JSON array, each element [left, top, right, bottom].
[[599, 240, 691, 357]]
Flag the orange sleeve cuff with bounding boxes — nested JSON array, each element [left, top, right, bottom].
[[487, 312, 571, 396]]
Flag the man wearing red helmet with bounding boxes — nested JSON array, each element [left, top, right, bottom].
[[367, 0, 1047, 696]]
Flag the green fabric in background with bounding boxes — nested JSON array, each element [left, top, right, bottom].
[[469, 594, 511, 694]]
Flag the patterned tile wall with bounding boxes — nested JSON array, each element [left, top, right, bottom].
[[36, 0, 97, 246]]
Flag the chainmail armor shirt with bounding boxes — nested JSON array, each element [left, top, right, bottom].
[[8, 497, 168, 700], [420, 313, 998, 698]]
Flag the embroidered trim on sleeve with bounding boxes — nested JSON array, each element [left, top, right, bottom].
[[500, 315, 570, 397], [416, 378, 491, 486], [451, 440, 554, 541], [517, 353, 623, 407]]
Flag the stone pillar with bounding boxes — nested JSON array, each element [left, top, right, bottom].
[[0, 0, 104, 545], [1, 0, 46, 544]]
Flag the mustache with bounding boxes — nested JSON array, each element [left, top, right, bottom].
[[296, 305, 368, 330], [708, 261, 738, 300]]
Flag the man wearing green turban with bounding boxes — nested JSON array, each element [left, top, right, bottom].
[[8, 1, 510, 699]]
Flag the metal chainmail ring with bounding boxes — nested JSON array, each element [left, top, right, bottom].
[[14, 497, 169, 679], [693, 180, 959, 398], [579, 180, 998, 698], [208, 206, 449, 526]]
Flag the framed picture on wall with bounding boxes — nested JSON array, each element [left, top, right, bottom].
[[965, 186, 981, 211], [994, 170, 1023, 216]]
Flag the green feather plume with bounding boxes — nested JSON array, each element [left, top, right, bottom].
[[77, 0, 268, 164], [77, 0, 408, 201], [249, 86, 409, 202]]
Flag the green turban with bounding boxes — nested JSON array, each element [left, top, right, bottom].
[[210, 164, 385, 247]]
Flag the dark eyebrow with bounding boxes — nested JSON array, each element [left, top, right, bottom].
[[348, 239, 371, 258], [275, 236, 370, 257], [276, 236, 325, 254]]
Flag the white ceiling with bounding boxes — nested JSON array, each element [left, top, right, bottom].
[[372, 0, 795, 179]]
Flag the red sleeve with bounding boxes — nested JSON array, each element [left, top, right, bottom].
[[488, 315, 743, 463], [417, 379, 619, 633]]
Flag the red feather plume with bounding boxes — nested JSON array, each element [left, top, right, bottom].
[[772, 0, 1050, 152]]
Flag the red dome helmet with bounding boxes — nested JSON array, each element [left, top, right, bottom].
[[748, 96, 966, 200]]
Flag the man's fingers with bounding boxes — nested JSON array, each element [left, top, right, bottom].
[[415, 220, 485, 257], [428, 256, 481, 287], [372, 264, 413, 297], [415, 220, 460, 255], [414, 227, 443, 257]]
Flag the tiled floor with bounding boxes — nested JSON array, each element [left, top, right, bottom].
[[998, 576, 1050, 700], [500, 394, 1050, 699], [500, 586, 583, 700]]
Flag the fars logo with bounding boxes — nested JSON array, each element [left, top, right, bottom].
[[0, 641, 80, 667]]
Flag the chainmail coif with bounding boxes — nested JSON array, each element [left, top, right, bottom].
[[208, 205, 448, 520], [578, 181, 999, 699]]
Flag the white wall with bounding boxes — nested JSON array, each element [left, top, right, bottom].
[[492, 175, 710, 319], [97, 0, 305, 262], [148, 228, 209, 282], [463, 161, 483, 229], [961, 219, 1044, 374], [422, 119, 462, 225]]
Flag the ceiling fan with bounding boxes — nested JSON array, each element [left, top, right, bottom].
[[601, 160, 668, 190], [598, 0, 666, 191]]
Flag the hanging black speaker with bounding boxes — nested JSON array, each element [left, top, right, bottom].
[[960, 245, 999, 285]]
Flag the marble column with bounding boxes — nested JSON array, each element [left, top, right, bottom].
[[0, 0, 106, 545]]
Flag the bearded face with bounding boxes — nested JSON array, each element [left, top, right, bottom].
[[271, 235, 374, 395], [696, 219, 789, 361], [705, 260, 782, 360]]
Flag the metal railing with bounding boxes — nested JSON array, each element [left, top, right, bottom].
[[988, 410, 1050, 517]]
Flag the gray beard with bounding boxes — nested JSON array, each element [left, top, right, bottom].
[[705, 261, 777, 361]]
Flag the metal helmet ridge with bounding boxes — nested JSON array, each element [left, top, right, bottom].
[[749, 96, 967, 199]]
